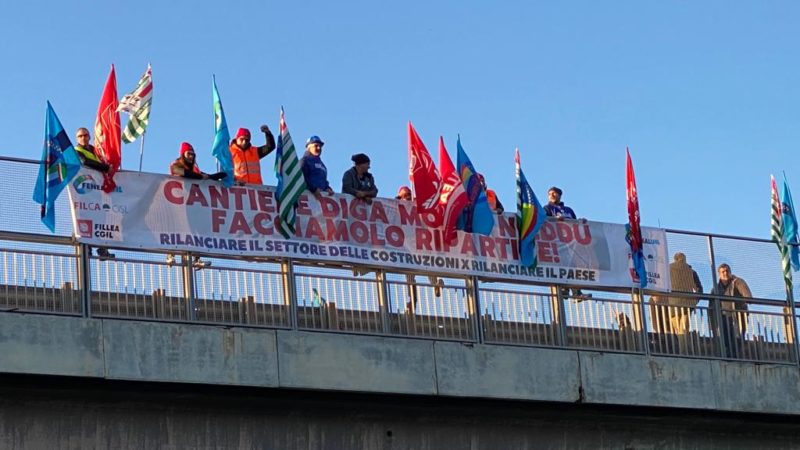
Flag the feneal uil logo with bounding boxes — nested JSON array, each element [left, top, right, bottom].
[[72, 173, 122, 194]]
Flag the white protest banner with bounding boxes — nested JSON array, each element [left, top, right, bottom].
[[68, 169, 670, 290]]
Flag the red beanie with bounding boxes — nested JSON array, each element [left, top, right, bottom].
[[235, 128, 251, 140], [180, 142, 194, 156]]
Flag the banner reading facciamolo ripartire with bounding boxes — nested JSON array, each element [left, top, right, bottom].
[[67, 169, 670, 291]]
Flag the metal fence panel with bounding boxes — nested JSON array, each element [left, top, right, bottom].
[[0, 239, 81, 314], [89, 249, 187, 320], [192, 255, 289, 327]]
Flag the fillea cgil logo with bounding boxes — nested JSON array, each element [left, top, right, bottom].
[[77, 219, 92, 238]]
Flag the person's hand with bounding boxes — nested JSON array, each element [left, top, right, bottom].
[[201, 174, 210, 180], [313, 190, 324, 201], [325, 187, 334, 195], [260, 125, 270, 134]]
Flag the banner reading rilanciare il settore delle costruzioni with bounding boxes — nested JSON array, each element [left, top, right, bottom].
[[67, 169, 670, 290]]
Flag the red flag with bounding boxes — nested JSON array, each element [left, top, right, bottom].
[[437, 136, 468, 243], [94, 65, 121, 193], [626, 147, 647, 287], [626, 148, 642, 250], [408, 122, 442, 225]]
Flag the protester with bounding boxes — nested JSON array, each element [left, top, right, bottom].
[[542, 186, 591, 300], [166, 142, 226, 269], [301, 135, 333, 200], [396, 186, 412, 201], [477, 173, 504, 214], [170, 142, 226, 180], [229, 125, 275, 185], [710, 263, 751, 358], [342, 153, 378, 203], [74, 127, 114, 260], [544, 186, 578, 219]]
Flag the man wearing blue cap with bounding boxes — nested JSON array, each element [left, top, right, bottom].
[[301, 135, 333, 200]]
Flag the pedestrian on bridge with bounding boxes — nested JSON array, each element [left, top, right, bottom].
[[711, 263, 751, 358], [229, 126, 275, 185], [301, 135, 333, 201], [342, 153, 378, 204], [74, 127, 114, 260], [166, 142, 226, 269]]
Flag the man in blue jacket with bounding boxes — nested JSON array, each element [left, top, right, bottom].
[[301, 135, 334, 200]]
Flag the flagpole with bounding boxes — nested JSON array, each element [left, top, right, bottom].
[[138, 132, 146, 172]]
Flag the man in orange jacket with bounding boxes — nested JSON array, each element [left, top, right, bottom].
[[229, 125, 275, 184]]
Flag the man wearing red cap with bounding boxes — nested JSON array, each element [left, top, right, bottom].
[[229, 125, 275, 184]]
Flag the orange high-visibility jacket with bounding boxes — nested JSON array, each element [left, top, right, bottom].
[[230, 143, 263, 184]]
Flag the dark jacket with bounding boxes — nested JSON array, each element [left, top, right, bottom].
[[341, 167, 378, 198], [544, 202, 576, 219], [301, 151, 330, 192], [711, 275, 752, 311], [75, 144, 110, 173], [668, 259, 703, 308], [710, 274, 751, 335]]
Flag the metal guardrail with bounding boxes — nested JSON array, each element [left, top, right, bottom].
[[0, 231, 798, 365], [1, 156, 799, 365]]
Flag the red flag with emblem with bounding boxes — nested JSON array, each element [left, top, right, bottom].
[[407, 122, 442, 225], [438, 136, 468, 243], [94, 65, 121, 193]]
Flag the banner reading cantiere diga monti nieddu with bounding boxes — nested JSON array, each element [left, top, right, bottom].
[[68, 169, 670, 291]]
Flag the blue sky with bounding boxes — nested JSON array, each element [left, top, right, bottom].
[[4, 0, 800, 239]]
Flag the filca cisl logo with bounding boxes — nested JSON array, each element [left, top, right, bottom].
[[72, 174, 123, 194]]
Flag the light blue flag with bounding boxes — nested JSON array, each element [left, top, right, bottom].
[[211, 76, 234, 187], [455, 136, 495, 235], [782, 173, 800, 271], [32, 101, 81, 233]]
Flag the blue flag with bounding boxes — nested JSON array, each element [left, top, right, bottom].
[[515, 149, 547, 268], [782, 173, 800, 271], [211, 76, 234, 187], [32, 102, 81, 232], [456, 136, 495, 235]]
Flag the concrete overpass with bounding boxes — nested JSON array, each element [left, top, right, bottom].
[[1, 312, 800, 448]]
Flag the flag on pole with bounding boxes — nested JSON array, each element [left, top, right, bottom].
[[274, 107, 307, 239], [771, 175, 793, 296], [94, 65, 121, 193], [408, 122, 443, 225], [117, 64, 153, 144], [437, 137, 468, 243], [781, 173, 800, 271], [210, 76, 234, 187], [33, 102, 81, 232], [456, 136, 494, 235], [515, 149, 547, 268], [626, 148, 647, 288]]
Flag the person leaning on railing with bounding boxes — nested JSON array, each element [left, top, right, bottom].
[[301, 135, 334, 201], [665, 252, 704, 353], [342, 153, 378, 204], [544, 186, 591, 301], [74, 127, 114, 260], [165, 142, 226, 269], [710, 263, 751, 358]]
